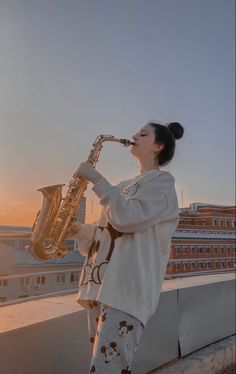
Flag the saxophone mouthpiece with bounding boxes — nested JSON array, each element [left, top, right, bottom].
[[120, 139, 135, 146]]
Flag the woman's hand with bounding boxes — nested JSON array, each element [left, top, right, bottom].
[[77, 161, 103, 184], [66, 221, 81, 238]]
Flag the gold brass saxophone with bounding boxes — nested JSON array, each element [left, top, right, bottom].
[[26, 135, 134, 260]]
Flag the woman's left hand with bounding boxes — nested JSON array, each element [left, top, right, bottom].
[[77, 161, 103, 184]]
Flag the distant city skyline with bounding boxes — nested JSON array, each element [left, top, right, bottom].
[[0, 0, 235, 225], [0, 202, 235, 306]]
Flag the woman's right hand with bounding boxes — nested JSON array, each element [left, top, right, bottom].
[[66, 221, 81, 238]]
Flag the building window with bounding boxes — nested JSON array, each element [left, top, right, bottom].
[[183, 262, 188, 271], [0, 279, 8, 287], [214, 246, 218, 254], [20, 277, 30, 290], [190, 262, 195, 270], [198, 246, 203, 254], [220, 261, 225, 268], [206, 261, 211, 269], [182, 246, 188, 255], [190, 246, 195, 255], [15, 239, 28, 251], [175, 246, 180, 256], [227, 260, 231, 267], [71, 272, 80, 283], [226, 246, 231, 254], [205, 246, 211, 254], [213, 219, 217, 226], [198, 262, 203, 270], [220, 246, 225, 254], [56, 274, 65, 283], [36, 276, 45, 285], [175, 262, 180, 271], [214, 261, 219, 268]]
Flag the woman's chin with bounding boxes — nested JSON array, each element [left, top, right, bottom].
[[130, 146, 138, 156]]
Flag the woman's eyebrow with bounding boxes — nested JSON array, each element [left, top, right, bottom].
[[140, 129, 148, 133]]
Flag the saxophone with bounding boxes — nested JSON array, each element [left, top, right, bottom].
[[26, 135, 133, 261]]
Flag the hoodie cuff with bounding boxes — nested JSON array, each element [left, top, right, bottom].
[[92, 177, 114, 199]]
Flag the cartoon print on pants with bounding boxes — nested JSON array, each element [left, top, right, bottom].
[[121, 367, 132, 374], [100, 305, 108, 322], [89, 365, 96, 373], [118, 321, 134, 336], [80, 223, 123, 286], [101, 342, 121, 363]]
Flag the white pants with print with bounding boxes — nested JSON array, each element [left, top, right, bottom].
[[87, 301, 144, 374]]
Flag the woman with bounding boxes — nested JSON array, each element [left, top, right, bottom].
[[67, 121, 184, 373]]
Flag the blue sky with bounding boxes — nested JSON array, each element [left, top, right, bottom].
[[0, 0, 235, 224]]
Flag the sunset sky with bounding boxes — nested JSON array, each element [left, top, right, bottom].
[[0, 0, 235, 226]]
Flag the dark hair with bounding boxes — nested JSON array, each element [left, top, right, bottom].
[[148, 122, 184, 166]]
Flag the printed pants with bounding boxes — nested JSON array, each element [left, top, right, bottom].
[[87, 301, 144, 374]]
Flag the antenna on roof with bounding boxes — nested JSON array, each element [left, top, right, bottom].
[[181, 188, 184, 209]]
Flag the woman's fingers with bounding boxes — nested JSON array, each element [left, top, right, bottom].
[[66, 222, 81, 237]]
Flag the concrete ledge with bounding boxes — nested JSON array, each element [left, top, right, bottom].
[[0, 274, 235, 374], [149, 335, 236, 374]]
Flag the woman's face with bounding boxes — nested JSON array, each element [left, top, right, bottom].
[[130, 124, 160, 160]]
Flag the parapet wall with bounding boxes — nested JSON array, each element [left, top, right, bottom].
[[0, 274, 235, 374]]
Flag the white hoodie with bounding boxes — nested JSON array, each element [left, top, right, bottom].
[[72, 169, 179, 326]]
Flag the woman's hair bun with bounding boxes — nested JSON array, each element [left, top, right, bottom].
[[166, 122, 184, 140]]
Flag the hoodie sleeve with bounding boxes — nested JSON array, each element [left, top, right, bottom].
[[69, 223, 98, 256], [92, 173, 179, 233]]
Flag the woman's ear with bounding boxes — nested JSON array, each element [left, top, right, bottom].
[[155, 142, 165, 153]]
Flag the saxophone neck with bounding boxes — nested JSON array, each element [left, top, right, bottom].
[[94, 134, 133, 146], [87, 135, 133, 165]]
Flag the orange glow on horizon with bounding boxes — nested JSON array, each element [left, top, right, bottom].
[[0, 202, 40, 226], [85, 208, 102, 224], [85, 192, 102, 224], [0, 203, 102, 226], [0, 188, 102, 227], [0, 204, 102, 227]]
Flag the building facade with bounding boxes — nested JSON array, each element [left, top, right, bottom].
[[166, 203, 236, 278], [0, 200, 86, 303], [0, 201, 235, 303]]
